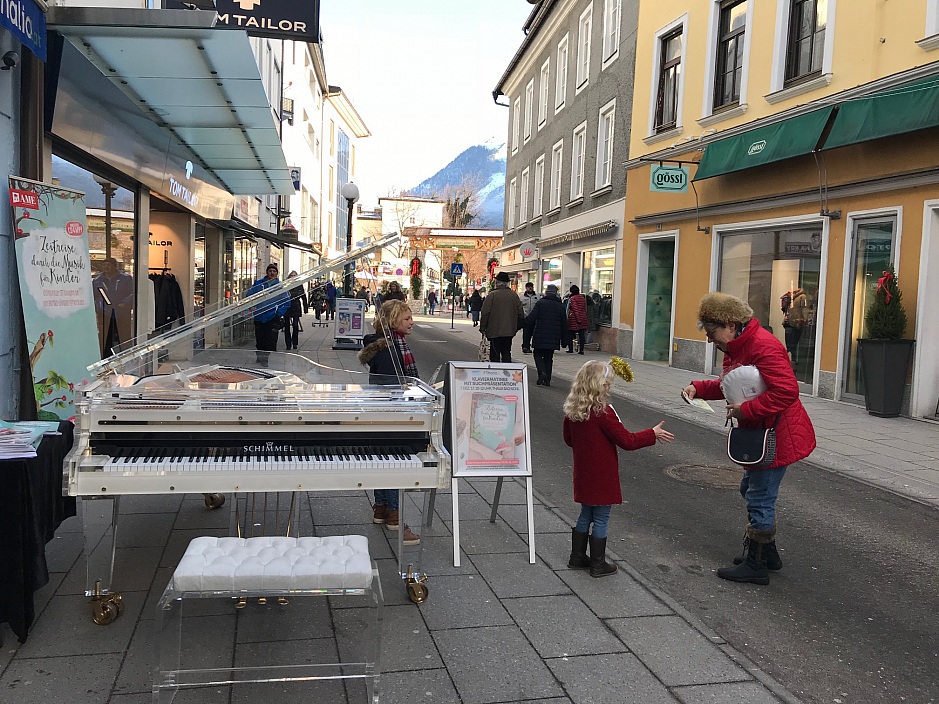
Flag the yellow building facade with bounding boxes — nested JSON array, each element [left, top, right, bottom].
[[623, 0, 939, 417]]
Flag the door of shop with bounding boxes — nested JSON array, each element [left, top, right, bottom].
[[842, 215, 898, 403], [644, 240, 675, 361]]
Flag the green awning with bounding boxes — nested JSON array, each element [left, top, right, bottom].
[[823, 76, 939, 150], [693, 107, 834, 180]]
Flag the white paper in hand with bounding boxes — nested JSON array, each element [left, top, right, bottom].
[[720, 365, 766, 405], [681, 390, 715, 412]]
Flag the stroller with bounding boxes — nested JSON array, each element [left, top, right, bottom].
[[308, 285, 329, 327]]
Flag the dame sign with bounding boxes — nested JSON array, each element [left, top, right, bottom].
[[216, 0, 319, 42]]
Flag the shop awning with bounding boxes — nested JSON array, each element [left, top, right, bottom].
[[539, 220, 617, 248], [216, 218, 319, 254], [48, 7, 294, 196], [693, 107, 835, 181], [823, 76, 939, 151]]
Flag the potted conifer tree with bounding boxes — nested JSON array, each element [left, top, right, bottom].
[[857, 265, 915, 417]]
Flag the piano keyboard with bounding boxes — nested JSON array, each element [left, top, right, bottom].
[[102, 446, 428, 473]]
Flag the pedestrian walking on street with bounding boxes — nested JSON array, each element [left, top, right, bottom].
[[384, 281, 406, 302], [566, 285, 589, 354], [283, 271, 308, 350], [426, 289, 438, 315], [683, 292, 816, 586], [564, 360, 674, 577], [524, 283, 567, 387], [480, 272, 524, 362], [468, 288, 483, 326], [519, 281, 541, 353], [357, 299, 422, 545], [324, 280, 338, 320], [246, 263, 290, 366]]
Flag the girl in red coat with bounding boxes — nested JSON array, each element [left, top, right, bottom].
[[563, 361, 674, 577], [565, 285, 589, 354], [683, 292, 816, 585]]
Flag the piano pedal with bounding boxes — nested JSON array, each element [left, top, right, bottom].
[[257, 597, 268, 605], [234, 597, 248, 609], [277, 596, 289, 606]]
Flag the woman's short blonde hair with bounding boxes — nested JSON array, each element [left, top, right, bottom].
[[374, 299, 410, 333], [563, 360, 613, 422]]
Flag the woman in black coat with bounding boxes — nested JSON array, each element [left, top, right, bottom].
[[524, 284, 568, 386], [284, 271, 308, 350]]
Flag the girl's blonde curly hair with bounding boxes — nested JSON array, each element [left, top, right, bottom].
[[373, 299, 410, 334], [563, 360, 613, 422]]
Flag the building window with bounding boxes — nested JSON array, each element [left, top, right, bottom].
[[785, 0, 826, 84], [715, 0, 747, 109], [549, 140, 563, 210], [507, 177, 518, 229], [576, 6, 592, 91], [655, 28, 683, 131], [571, 123, 586, 200], [595, 100, 615, 189], [512, 96, 521, 154], [556, 34, 569, 112], [524, 79, 534, 143], [329, 119, 335, 156], [519, 168, 530, 224], [538, 59, 550, 128], [602, 0, 621, 65], [533, 155, 545, 217]]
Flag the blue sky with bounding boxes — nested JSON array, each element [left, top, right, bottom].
[[318, 0, 533, 206]]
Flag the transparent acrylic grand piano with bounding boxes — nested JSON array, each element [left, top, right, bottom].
[[64, 234, 449, 622]]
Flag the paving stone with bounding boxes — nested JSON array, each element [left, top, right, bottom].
[[547, 652, 679, 704], [0, 653, 123, 704], [234, 595, 333, 643], [417, 575, 512, 631], [450, 519, 531, 555], [471, 553, 571, 598], [119, 494, 183, 513], [14, 592, 145, 658], [434, 625, 564, 704], [309, 494, 372, 525], [374, 668, 461, 704], [498, 503, 572, 534], [472, 477, 531, 505], [557, 569, 672, 619], [334, 603, 442, 672], [410, 535, 477, 578], [503, 595, 627, 658], [113, 622, 155, 695], [232, 638, 347, 703], [115, 513, 176, 548], [674, 681, 782, 704], [43, 530, 84, 573], [530, 531, 580, 571], [430, 490, 498, 522], [608, 615, 750, 687]]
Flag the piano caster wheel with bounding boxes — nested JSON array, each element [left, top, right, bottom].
[[277, 596, 289, 606], [91, 593, 123, 625], [235, 597, 248, 609], [204, 493, 225, 510], [404, 565, 429, 604]]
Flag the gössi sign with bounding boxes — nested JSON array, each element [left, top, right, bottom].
[[649, 165, 689, 193]]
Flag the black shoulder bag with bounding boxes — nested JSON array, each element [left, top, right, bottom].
[[726, 414, 781, 467]]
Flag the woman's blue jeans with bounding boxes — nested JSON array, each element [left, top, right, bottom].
[[374, 489, 398, 511], [575, 504, 612, 539], [739, 466, 788, 530]]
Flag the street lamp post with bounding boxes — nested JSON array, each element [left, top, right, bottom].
[[340, 182, 359, 298], [93, 175, 117, 260]]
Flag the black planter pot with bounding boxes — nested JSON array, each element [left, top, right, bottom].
[[857, 339, 915, 418]]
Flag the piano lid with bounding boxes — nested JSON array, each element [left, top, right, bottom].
[[88, 232, 400, 380]]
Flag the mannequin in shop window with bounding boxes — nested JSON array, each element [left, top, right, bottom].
[[94, 257, 134, 357], [780, 287, 807, 362]]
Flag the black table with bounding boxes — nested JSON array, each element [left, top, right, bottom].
[[0, 422, 76, 643]]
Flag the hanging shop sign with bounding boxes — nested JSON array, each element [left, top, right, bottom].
[[1, 0, 45, 61], [215, 0, 320, 42], [9, 177, 100, 421], [649, 165, 689, 193], [518, 243, 539, 260]]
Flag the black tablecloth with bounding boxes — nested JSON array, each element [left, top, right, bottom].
[[0, 422, 76, 642]]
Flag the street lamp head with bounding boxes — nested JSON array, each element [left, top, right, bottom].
[[340, 182, 360, 204]]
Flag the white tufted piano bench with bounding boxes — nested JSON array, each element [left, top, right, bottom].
[[153, 535, 383, 703]]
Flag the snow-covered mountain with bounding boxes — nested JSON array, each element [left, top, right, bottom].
[[409, 139, 505, 229]]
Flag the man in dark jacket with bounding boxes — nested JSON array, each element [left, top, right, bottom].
[[480, 272, 524, 362], [246, 263, 290, 366], [525, 284, 568, 386]]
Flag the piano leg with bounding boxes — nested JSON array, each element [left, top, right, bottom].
[[81, 496, 124, 625], [399, 489, 430, 604]]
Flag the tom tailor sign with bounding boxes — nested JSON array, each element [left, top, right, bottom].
[[216, 0, 319, 42]]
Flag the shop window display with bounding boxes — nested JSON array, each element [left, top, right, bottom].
[[717, 227, 821, 385], [582, 247, 615, 327]]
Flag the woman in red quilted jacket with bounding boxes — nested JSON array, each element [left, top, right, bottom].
[[564, 361, 674, 577], [565, 285, 589, 354], [683, 292, 816, 586]]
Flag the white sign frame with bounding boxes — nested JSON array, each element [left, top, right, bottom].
[[447, 361, 535, 566], [334, 298, 366, 340]]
